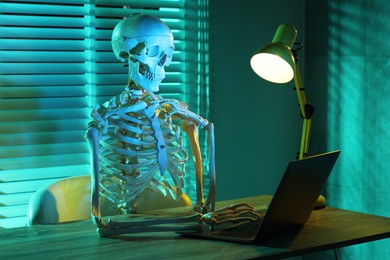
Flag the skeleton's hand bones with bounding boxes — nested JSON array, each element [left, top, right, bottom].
[[96, 203, 261, 236]]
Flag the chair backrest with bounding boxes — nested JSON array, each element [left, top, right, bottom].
[[27, 175, 92, 225], [27, 175, 192, 225]]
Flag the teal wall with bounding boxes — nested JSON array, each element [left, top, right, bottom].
[[209, 0, 305, 200], [306, 0, 390, 258], [211, 0, 390, 258]]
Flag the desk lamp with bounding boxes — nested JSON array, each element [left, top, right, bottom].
[[250, 24, 325, 208], [250, 24, 312, 159]]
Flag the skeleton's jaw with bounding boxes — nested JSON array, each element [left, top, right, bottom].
[[139, 63, 164, 82], [129, 60, 163, 93]]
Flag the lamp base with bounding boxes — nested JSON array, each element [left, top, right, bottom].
[[314, 194, 326, 210]]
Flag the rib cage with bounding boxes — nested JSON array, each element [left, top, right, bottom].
[[92, 91, 189, 214]]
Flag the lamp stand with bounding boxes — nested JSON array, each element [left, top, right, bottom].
[[293, 64, 313, 160], [292, 45, 325, 209]]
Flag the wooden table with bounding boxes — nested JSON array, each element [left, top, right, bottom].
[[2, 195, 390, 259]]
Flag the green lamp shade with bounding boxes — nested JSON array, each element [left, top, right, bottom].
[[250, 24, 298, 84], [250, 44, 295, 83]]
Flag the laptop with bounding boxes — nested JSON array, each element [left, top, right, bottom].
[[178, 150, 340, 244]]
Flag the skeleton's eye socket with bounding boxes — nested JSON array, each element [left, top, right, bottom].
[[146, 45, 160, 57], [130, 42, 146, 55]]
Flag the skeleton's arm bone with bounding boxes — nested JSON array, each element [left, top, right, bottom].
[[97, 203, 262, 237], [98, 225, 200, 237], [84, 126, 103, 225], [206, 123, 216, 211], [181, 120, 216, 213], [107, 214, 200, 229], [182, 120, 204, 212]]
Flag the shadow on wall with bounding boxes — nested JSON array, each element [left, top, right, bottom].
[[209, 0, 304, 201], [305, 0, 390, 259]]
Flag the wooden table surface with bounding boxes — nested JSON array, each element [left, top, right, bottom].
[[2, 195, 390, 259]]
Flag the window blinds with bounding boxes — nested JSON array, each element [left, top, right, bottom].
[[0, 0, 209, 228]]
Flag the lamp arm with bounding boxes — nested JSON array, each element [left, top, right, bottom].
[[293, 64, 314, 159]]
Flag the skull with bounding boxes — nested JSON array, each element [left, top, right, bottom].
[[111, 14, 174, 92]]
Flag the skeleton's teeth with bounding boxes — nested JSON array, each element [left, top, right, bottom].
[[139, 63, 163, 81]]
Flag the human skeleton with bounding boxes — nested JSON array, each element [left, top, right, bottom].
[[85, 14, 260, 236]]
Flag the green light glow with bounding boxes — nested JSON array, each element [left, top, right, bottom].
[[322, 0, 390, 258], [0, 0, 210, 228]]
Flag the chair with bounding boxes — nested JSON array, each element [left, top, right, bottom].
[[27, 175, 92, 225], [27, 175, 192, 225]]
